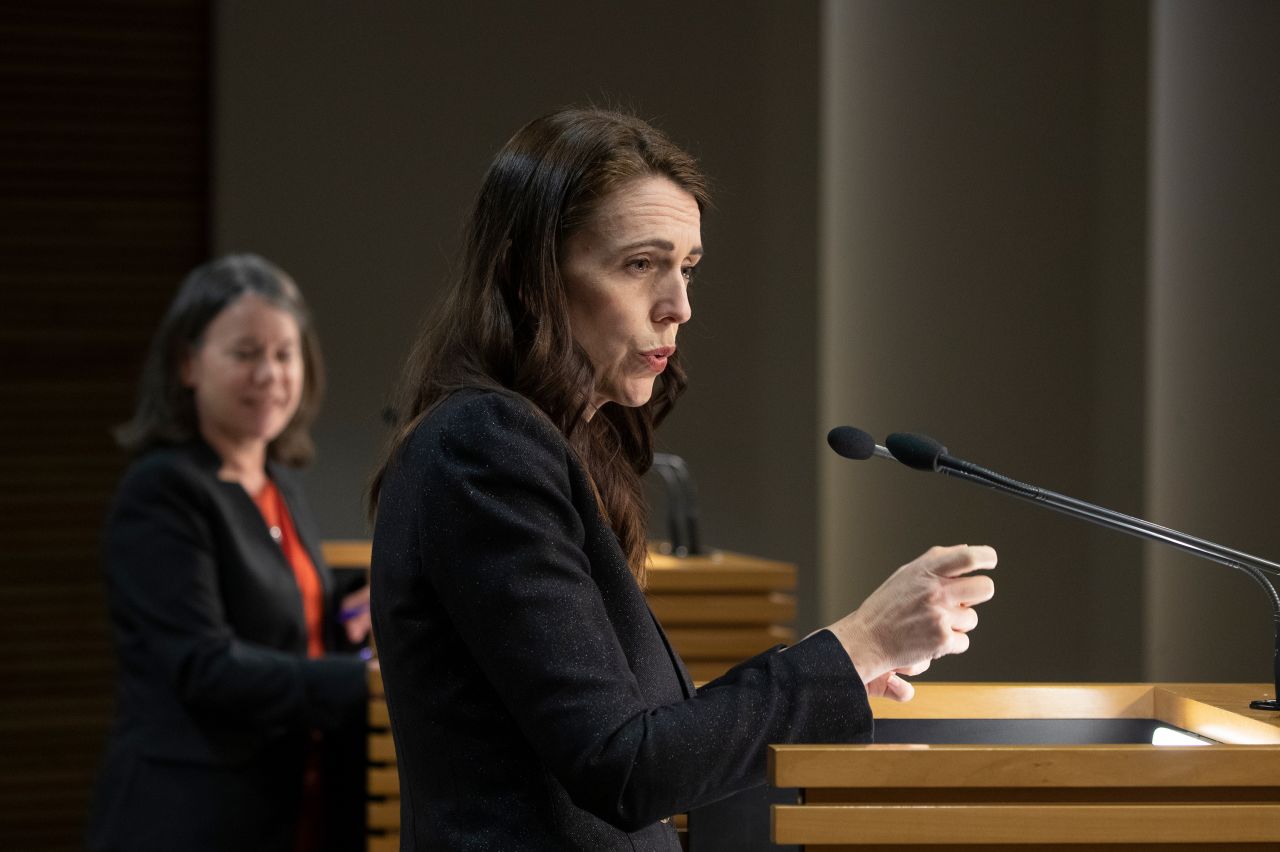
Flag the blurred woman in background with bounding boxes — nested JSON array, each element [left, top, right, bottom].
[[88, 254, 370, 851]]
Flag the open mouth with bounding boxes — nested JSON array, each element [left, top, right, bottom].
[[640, 346, 675, 373]]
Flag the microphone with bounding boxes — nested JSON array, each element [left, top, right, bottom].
[[883, 432, 946, 470], [651, 453, 703, 556], [827, 425, 1280, 711], [826, 426, 894, 462]]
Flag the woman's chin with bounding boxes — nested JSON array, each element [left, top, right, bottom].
[[592, 379, 657, 411], [619, 383, 657, 408], [234, 417, 292, 447]]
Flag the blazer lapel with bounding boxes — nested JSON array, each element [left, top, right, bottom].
[[188, 439, 294, 578], [268, 463, 331, 600], [183, 440, 310, 648]]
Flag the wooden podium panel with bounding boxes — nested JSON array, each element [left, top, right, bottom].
[[770, 683, 1280, 850], [646, 549, 797, 683], [321, 540, 797, 851]]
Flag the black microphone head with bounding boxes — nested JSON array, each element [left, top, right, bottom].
[[885, 432, 947, 471], [826, 426, 877, 461]]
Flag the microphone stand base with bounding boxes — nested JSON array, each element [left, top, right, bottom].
[[1247, 698, 1280, 711]]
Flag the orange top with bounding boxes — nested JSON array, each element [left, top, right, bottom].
[[253, 479, 325, 659]]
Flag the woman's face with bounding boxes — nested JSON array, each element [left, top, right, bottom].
[[181, 292, 304, 454], [562, 175, 701, 415]]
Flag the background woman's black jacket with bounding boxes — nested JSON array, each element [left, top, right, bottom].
[[371, 389, 872, 851], [87, 440, 368, 851]]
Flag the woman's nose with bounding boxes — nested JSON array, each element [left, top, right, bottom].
[[656, 273, 692, 325], [251, 357, 275, 384]]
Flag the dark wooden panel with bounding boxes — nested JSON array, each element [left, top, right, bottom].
[[0, 3, 210, 848]]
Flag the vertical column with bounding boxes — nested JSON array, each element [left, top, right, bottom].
[[819, 1, 1148, 681], [1146, 0, 1280, 682]]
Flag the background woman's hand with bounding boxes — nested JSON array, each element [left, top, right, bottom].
[[827, 544, 997, 701], [339, 584, 372, 644]]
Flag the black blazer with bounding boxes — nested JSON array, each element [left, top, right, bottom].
[[371, 389, 871, 851], [87, 440, 368, 852]]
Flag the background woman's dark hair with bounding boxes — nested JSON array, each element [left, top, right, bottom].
[[370, 107, 710, 583], [115, 253, 325, 467]]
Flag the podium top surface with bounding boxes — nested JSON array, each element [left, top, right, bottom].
[[865, 681, 1280, 742], [771, 682, 1280, 789], [322, 540, 797, 591], [645, 549, 796, 591]]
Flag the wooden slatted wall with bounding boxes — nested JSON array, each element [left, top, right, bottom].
[[0, 3, 210, 847]]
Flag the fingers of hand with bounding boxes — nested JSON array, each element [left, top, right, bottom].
[[943, 628, 971, 657], [950, 604, 979, 633], [924, 544, 998, 578], [942, 573, 995, 607], [863, 671, 891, 697], [883, 673, 915, 702], [866, 671, 915, 702], [344, 614, 372, 644], [935, 587, 981, 658], [342, 585, 371, 606]]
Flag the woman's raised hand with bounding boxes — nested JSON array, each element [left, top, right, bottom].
[[826, 544, 997, 702]]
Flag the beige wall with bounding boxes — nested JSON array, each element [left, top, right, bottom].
[[215, 1, 1280, 685]]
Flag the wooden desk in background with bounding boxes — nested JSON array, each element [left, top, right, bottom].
[[322, 539, 798, 851]]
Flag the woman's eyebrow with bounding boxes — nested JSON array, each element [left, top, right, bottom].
[[616, 238, 704, 257]]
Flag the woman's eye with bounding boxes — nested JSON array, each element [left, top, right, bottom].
[[628, 258, 651, 273], [276, 349, 295, 364], [233, 349, 256, 361], [681, 265, 697, 283]]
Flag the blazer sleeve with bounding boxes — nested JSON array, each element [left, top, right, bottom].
[[418, 396, 870, 831], [105, 457, 366, 734]]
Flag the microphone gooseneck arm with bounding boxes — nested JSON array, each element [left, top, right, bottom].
[[928, 448, 1280, 713], [931, 449, 1280, 601], [854, 428, 1280, 711]]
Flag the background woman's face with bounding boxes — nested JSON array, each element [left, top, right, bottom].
[[181, 292, 304, 453], [561, 175, 701, 415]]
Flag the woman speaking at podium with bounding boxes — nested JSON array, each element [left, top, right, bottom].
[[369, 108, 997, 851], [87, 255, 372, 851]]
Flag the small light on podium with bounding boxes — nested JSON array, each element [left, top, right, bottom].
[[1151, 726, 1212, 746]]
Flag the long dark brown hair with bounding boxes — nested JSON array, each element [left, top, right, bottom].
[[370, 107, 710, 583], [115, 253, 325, 467]]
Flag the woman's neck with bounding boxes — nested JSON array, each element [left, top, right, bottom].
[[202, 428, 269, 493]]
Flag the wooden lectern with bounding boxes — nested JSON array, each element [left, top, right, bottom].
[[770, 682, 1280, 849]]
